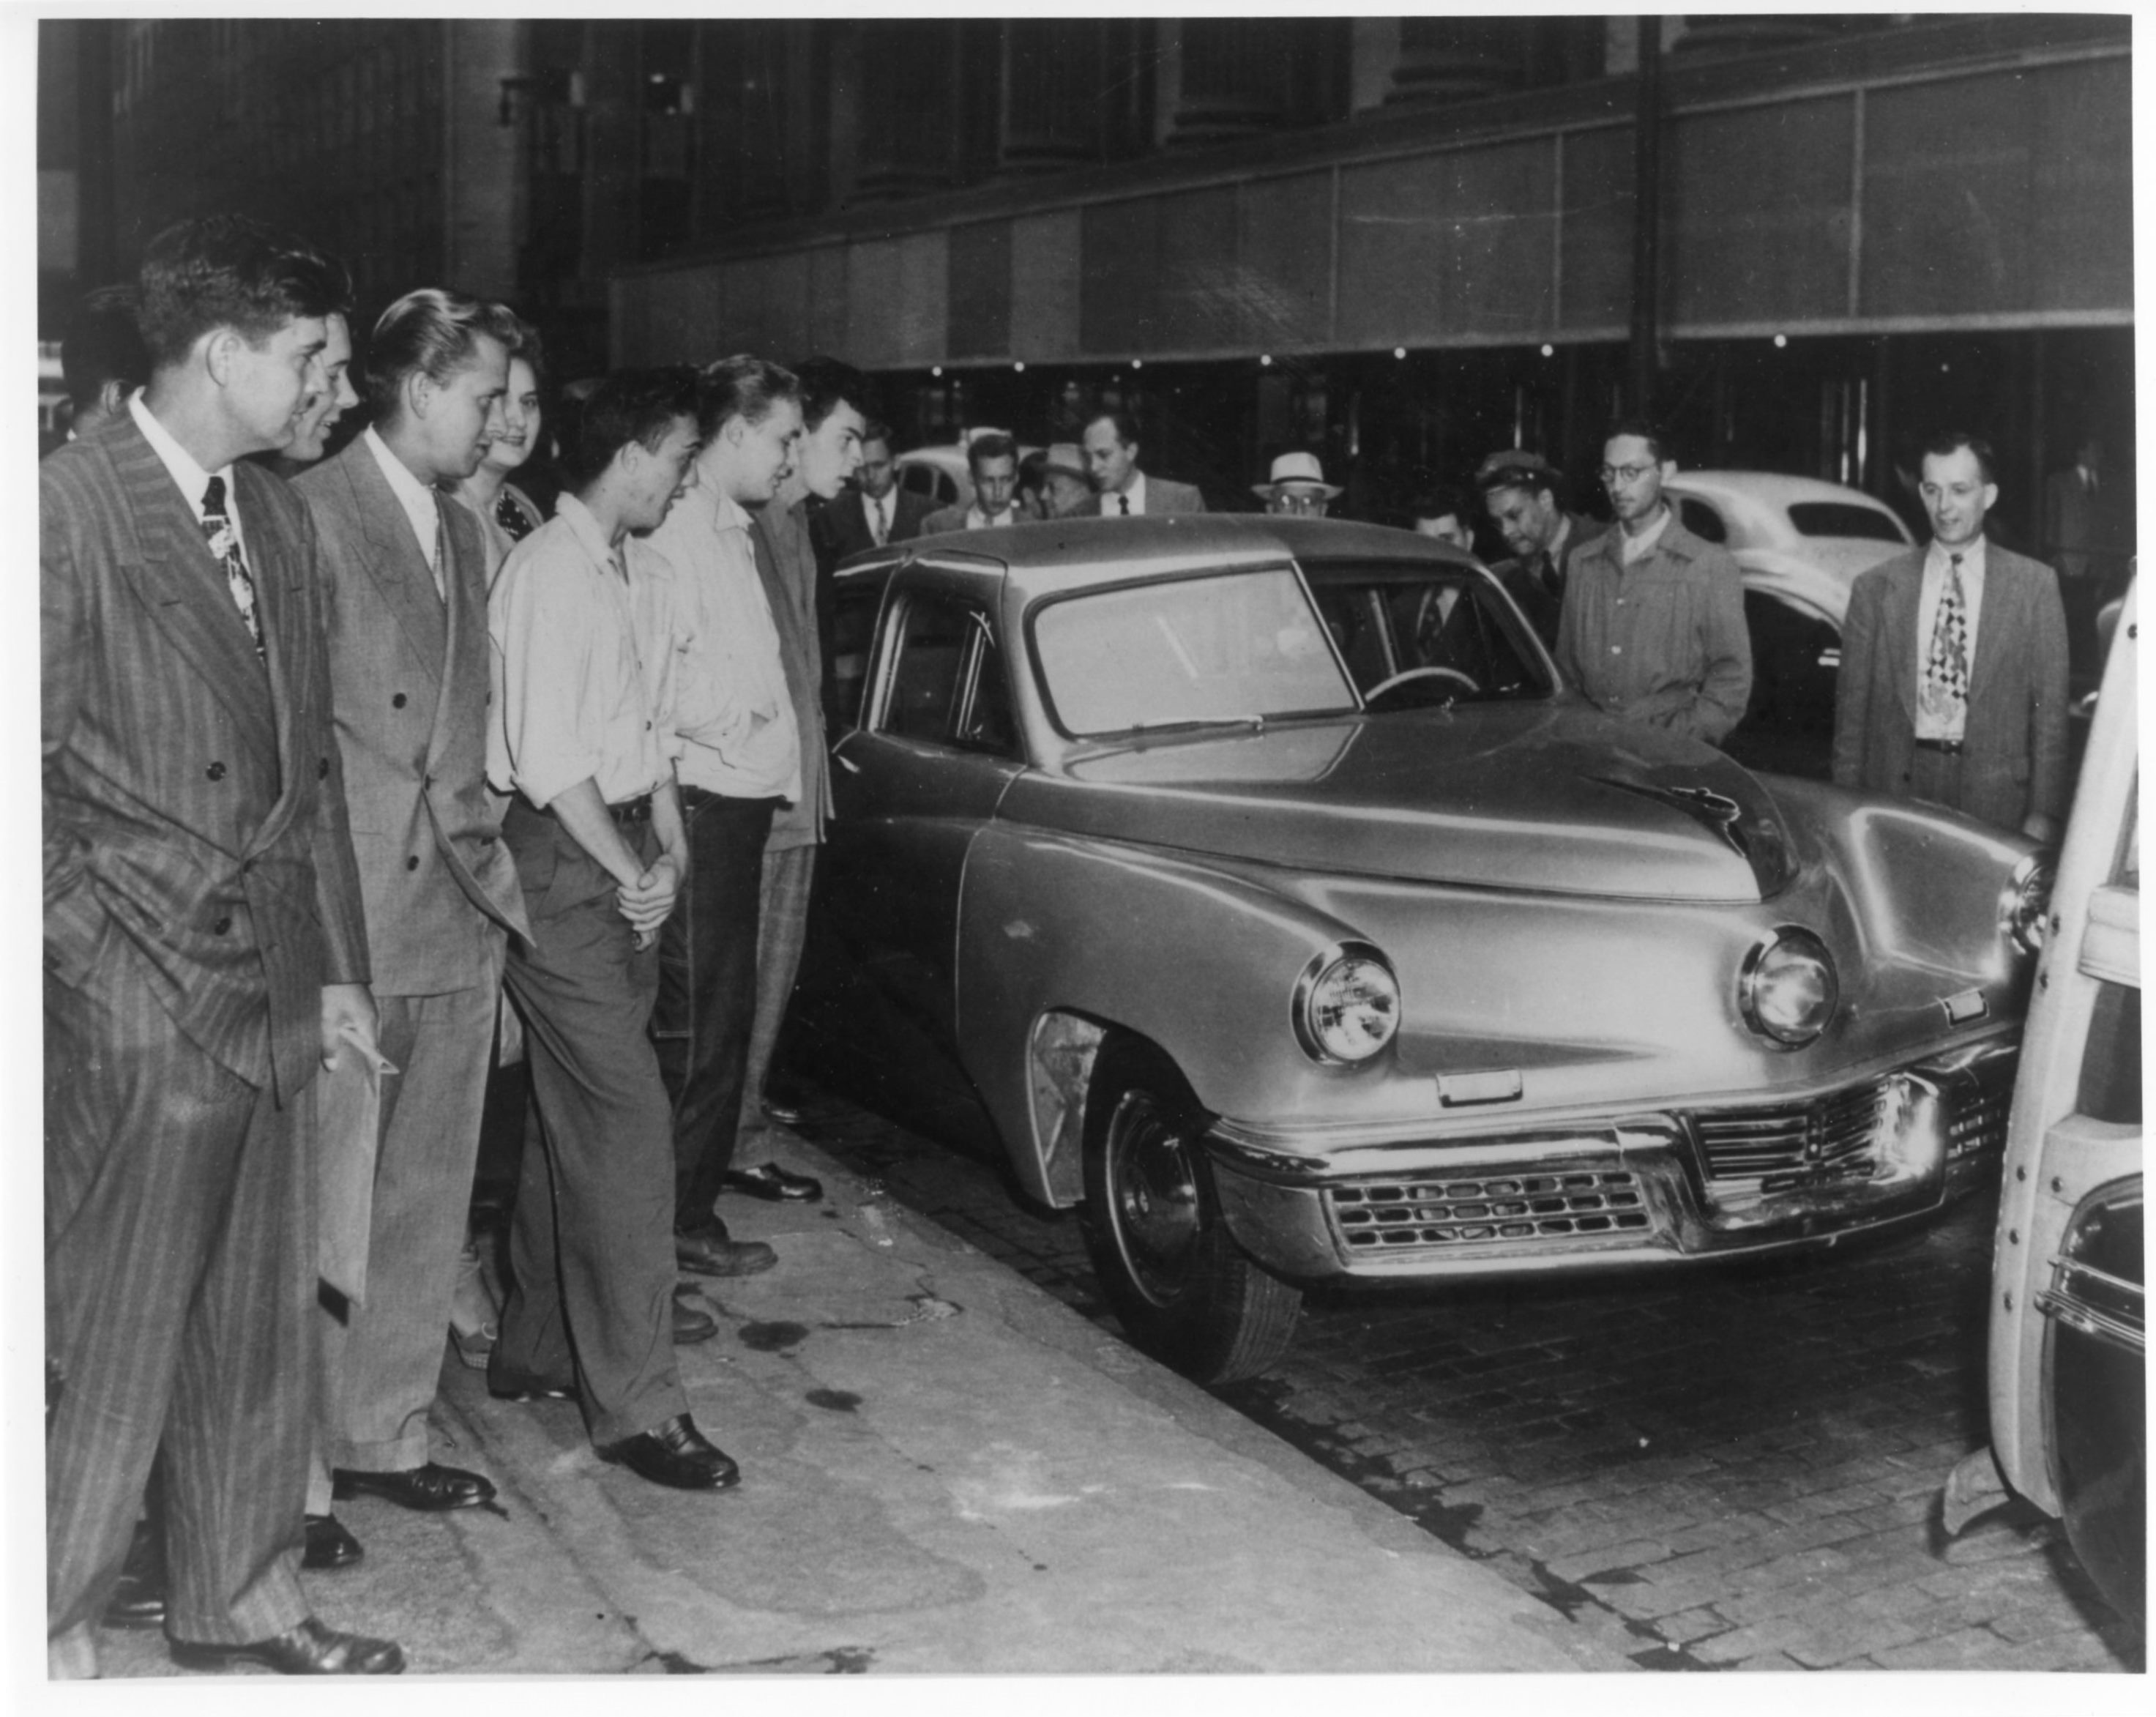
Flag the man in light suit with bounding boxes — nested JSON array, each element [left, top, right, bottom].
[[1083, 409, 1206, 515], [43, 214, 401, 1675], [1832, 431, 2070, 840], [294, 290, 531, 1547]]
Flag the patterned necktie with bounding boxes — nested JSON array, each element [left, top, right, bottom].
[[1922, 551, 1969, 730], [200, 476, 264, 659], [495, 489, 533, 543], [1118, 492, 1130, 516]]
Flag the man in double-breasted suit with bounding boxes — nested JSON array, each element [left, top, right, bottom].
[[1833, 432, 2069, 841], [294, 290, 530, 1541], [43, 215, 401, 1675]]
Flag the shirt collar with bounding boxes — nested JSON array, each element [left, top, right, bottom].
[[363, 426, 440, 531], [1928, 535, 1986, 580], [1618, 503, 1673, 564], [127, 389, 228, 522], [553, 491, 622, 574], [712, 491, 754, 535]]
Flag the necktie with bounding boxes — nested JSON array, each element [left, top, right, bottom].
[[1118, 492, 1130, 516], [1923, 552, 1969, 731], [200, 476, 264, 659], [430, 508, 447, 603], [496, 489, 533, 543], [870, 494, 887, 546]]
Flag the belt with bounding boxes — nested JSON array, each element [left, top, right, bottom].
[[1913, 738, 1964, 756], [515, 791, 654, 826]]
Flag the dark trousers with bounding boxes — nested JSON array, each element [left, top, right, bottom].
[[495, 802, 685, 1448], [45, 968, 312, 1651], [654, 787, 778, 1232]]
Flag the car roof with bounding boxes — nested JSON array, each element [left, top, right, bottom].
[[834, 514, 1480, 598], [1666, 469, 1906, 518]]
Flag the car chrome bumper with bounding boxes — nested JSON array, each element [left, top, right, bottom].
[[1204, 1039, 2018, 1283]]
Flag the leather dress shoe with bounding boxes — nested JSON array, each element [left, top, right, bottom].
[[332, 1461, 496, 1511], [760, 1090, 806, 1126], [722, 1161, 824, 1203], [170, 1614, 403, 1675], [673, 1284, 717, 1344], [302, 1513, 363, 1571], [102, 1522, 166, 1630], [675, 1225, 777, 1278], [596, 1413, 741, 1491]]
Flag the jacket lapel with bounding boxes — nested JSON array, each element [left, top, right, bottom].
[[1965, 544, 2019, 706], [340, 439, 449, 682], [1883, 552, 1924, 723], [101, 417, 276, 742], [231, 460, 309, 857]]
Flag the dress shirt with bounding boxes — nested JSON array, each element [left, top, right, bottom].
[[645, 483, 802, 802], [1616, 504, 1673, 565], [1556, 513, 1752, 743], [127, 390, 246, 560], [362, 427, 445, 597], [486, 493, 680, 809], [965, 504, 1019, 530], [1098, 472, 1149, 516], [1913, 537, 1988, 744], [862, 488, 893, 545]]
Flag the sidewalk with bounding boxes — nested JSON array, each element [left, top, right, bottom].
[[99, 1131, 1625, 1675]]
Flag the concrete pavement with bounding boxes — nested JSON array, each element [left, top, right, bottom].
[[95, 1130, 1620, 1676]]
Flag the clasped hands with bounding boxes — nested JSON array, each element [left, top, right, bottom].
[[620, 851, 684, 950]]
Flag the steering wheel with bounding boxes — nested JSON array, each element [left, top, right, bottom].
[[1364, 664, 1481, 709]]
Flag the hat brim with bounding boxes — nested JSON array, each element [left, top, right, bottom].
[[1254, 481, 1343, 500]]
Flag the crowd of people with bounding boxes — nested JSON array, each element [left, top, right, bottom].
[[43, 211, 2084, 1678]]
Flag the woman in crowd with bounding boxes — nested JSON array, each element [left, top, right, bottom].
[[447, 322, 548, 577]]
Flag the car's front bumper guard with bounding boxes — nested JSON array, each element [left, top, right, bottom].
[[1203, 1041, 2017, 1282]]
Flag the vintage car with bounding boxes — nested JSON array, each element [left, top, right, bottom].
[[1662, 471, 1916, 779], [1945, 582, 2141, 1626], [821, 515, 2046, 1382]]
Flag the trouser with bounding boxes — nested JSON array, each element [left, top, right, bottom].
[[494, 802, 685, 1448], [737, 842, 818, 1141], [654, 787, 779, 1230], [307, 965, 501, 1509], [45, 969, 313, 1655]]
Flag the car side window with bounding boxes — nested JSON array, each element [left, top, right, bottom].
[[1677, 497, 1728, 545], [881, 590, 1017, 758]]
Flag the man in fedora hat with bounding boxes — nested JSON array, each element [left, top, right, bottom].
[[1475, 448, 1595, 652], [1256, 450, 1341, 518], [1037, 443, 1094, 520]]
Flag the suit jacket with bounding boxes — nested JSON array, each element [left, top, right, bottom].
[[1831, 543, 2070, 832], [1103, 474, 1206, 515], [42, 412, 370, 1105], [1493, 511, 1597, 651], [751, 495, 832, 852], [294, 439, 529, 994], [920, 502, 1025, 537], [2042, 467, 2105, 581], [810, 485, 934, 570]]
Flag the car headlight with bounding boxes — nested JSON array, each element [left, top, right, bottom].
[[1739, 927, 1839, 1048], [1999, 852, 2054, 956], [1293, 941, 1400, 1065]]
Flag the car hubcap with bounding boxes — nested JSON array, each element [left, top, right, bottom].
[[1105, 1089, 1203, 1308]]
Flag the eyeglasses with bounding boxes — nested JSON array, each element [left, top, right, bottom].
[[1269, 491, 1330, 516], [1599, 463, 1657, 485]]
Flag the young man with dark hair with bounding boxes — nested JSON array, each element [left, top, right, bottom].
[[923, 430, 1021, 533], [1556, 418, 1751, 743], [293, 288, 527, 1549], [487, 367, 742, 1490], [1082, 409, 1205, 515], [44, 213, 400, 1675], [1833, 431, 2069, 838], [645, 356, 809, 1276], [59, 285, 152, 442]]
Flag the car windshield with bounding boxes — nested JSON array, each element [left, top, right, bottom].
[[1032, 565, 1357, 737], [1788, 501, 1905, 543], [1303, 562, 1556, 707]]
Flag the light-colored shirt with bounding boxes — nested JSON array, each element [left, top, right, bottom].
[[487, 492, 680, 809], [862, 488, 893, 545], [965, 504, 1018, 530], [1097, 472, 1149, 516], [1616, 502, 1674, 565], [1914, 536, 1988, 744], [1556, 515, 1753, 743], [128, 390, 245, 557], [362, 426, 445, 597], [645, 483, 802, 801]]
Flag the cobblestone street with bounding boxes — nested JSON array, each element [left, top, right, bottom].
[[777, 1043, 2143, 1675]]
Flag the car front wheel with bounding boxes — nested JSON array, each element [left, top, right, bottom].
[[1079, 1037, 1302, 1384]]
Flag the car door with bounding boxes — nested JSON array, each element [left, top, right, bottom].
[[827, 562, 1027, 1045]]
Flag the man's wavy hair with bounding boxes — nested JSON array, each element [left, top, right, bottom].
[[563, 366, 701, 489], [697, 355, 801, 441], [365, 288, 524, 418], [135, 214, 351, 370]]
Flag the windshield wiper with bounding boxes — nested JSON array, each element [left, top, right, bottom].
[[1122, 714, 1269, 737]]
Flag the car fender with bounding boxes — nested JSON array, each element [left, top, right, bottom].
[[954, 824, 1375, 1208]]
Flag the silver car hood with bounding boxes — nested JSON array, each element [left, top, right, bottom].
[[1012, 704, 1797, 904]]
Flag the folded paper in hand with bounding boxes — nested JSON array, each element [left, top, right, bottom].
[[316, 1025, 398, 1306]]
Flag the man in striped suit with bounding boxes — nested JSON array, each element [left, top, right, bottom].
[[42, 215, 403, 1675]]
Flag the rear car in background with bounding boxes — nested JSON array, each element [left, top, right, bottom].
[[1947, 581, 2141, 1628], [1663, 472, 1915, 779], [897, 433, 1042, 518]]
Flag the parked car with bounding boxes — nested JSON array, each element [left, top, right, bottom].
[[1663, 472, 1916, 779], [1945, 581, 2141, 1626], [897, 433, 1042, 518], [819, 515, 2046, 1382]]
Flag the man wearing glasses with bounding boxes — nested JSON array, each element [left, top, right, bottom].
[[1556, 420, 1751, 744]]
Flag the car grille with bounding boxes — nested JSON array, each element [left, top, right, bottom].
[[1332, 1172, 1650, 1251], [1693, 1081, 1888, 1184], [1945, 1077, 2011, 1162]]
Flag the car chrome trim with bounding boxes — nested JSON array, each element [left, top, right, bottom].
[[1941, 987, 1989, 1024], [1998, 851, 2055, 956], [1437, 1068, 1524, 1107], [2037, 1259, 2146, 1357], [1738, 925, 1839, 1048]]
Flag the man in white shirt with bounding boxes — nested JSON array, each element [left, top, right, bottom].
[[293, 289, 529, 1551], [921, 431, 1021, 535], [1083, 410, 1206, 515], [645, 356, 805, 1279], [488, 367, 739, 1491]]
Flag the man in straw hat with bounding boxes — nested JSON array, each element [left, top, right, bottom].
[[1255, 450, 1341, 518]]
